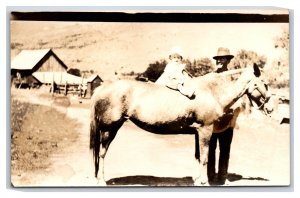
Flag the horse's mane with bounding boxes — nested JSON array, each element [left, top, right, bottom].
[[191, 72, 237, 96]]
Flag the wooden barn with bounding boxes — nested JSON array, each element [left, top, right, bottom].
[[11, 48, 68, 88], [84, 74, 103, 98]]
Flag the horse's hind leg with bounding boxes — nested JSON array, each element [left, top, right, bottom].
[[97, 121, 125, 185], [97, 130, 116, 185]]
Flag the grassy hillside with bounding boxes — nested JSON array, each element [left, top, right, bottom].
[[10, 21, 193, 80]]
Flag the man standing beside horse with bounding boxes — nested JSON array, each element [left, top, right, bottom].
[[207, 47, 241, 185]]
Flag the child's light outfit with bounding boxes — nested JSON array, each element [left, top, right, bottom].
[[156, 61, 194, 98]]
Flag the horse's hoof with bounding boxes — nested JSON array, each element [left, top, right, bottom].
[[194, 177, 202, 186], [194, 179, 201, 186], [97, 179, 107, 186], [194, 178, 209, 186]]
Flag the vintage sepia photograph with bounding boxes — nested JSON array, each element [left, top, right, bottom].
[[10, 9, 290, 187]]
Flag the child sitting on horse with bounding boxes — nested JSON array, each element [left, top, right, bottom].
[[155, 47, 195, 99]]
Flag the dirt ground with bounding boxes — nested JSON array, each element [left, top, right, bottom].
[[10, 88, 290, 187]]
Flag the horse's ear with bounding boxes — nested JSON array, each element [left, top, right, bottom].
[[253, 63, 261, 77]]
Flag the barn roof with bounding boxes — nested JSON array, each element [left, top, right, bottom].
[[11, 49, 52, 70], [11, 48, 68, 71], [33, 72, 84, 85], [85, 74, 103, 83]]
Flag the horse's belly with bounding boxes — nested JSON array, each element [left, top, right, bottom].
[[129, 117, 195, 134], [127, 98, 200, 134]]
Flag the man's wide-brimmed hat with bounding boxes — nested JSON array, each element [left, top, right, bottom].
[[213, 47, 234, 60]]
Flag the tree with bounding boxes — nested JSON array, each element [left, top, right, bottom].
[[67, 68, 81, 77], [265, 29, 289, 88], [185, 58, 214, 77], [141, 59, 167, 82], [139, 57, 214, 82], [229, 49, 267, 70], [274, 29, 289, 50]]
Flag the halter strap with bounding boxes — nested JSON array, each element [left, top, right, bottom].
[[246, 80, 270, 114]]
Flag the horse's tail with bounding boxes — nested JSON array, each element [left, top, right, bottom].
[[89, 106, 100, 178]]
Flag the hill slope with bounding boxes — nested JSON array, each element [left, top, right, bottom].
[[10, 21, 287, 81]]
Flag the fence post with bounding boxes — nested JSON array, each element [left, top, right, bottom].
[[51, 80, 55, 96], [64, 81, 68, 95]]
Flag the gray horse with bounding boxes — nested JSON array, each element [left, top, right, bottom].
[[89, 64, 271, 186]]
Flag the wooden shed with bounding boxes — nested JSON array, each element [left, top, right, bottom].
[[11, 48, 68, 88], [84, 75, 103, 98]]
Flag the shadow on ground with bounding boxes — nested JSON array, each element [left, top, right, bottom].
[[227, 173, 269, 182], [106, 173, 269, 186], [106, 176, 194, 186]]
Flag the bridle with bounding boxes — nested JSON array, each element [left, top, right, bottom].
[[219, 65, 273, 116], [246, 78, 270, 114]]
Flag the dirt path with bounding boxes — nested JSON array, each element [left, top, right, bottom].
[[32, 106, 199, 187], [34, 107, 290, 187], [33, 106, 97, 186]]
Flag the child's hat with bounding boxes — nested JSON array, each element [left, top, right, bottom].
[[169, 46, 183, 58]]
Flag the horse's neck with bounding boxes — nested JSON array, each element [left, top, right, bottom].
[[221, 78, 248, 111], [200, 71, 251, 112]]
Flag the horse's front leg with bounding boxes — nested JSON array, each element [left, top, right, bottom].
[[194, 125, 213, 186]]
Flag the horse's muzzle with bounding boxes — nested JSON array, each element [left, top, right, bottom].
[[263, 103, 274, 115]]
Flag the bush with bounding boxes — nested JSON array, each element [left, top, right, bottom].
[[264, 58, 289, 88], [266, 29, 289, 88], [229, 49, 267, 70], [141, 59, 167, 82], [11, 42, 23, 50], [185, 57, 214, 77], [67, 68, 81, 77], [139, 57, 214, 82]]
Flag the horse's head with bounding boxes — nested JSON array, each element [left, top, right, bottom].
[[244, 64, 274, 115]]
